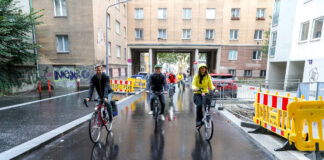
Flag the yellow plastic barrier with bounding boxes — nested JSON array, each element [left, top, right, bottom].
[[141, 79, 147, 89], [110, 79, 134, 93], [253, 90, 324, 152], [288, 97, 324, 151], [127, 78, 146, 89]]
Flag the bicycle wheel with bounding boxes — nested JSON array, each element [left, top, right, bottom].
[[89, 112, 102, 143], [204, 117, 214, 141], [104, 119, 113, 132]]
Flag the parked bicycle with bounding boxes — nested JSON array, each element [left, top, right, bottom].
[[84, 99, 113, 143], [196, 88, 217, 141]]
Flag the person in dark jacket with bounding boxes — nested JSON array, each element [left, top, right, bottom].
[[146, 64, 168, 120], [85, 64, 114, 122]]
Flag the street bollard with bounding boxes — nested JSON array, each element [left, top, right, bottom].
[[77, 78, 80, 91], [38, 80, 41, 95], [47, 80, 51, 93]]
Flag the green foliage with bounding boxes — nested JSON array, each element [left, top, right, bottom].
[[261, 16, 272, 56], [0, 0, 43, 92], [157, 53, 190, 64]]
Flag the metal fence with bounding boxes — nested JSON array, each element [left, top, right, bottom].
[[297, 82, 324, 100]]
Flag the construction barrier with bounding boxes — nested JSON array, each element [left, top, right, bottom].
[[110, 80, 134, 94], [127, 78, 147, 89], [252, 90, 324, 153]]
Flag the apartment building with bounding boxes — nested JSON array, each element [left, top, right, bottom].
[[33, 0, 128, 89], [267, 0, 324, 86], [127, 0, 273, 78]]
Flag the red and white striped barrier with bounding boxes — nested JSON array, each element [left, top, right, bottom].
[[257, 93, 294, 111]]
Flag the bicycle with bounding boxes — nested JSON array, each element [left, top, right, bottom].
[[84, 99, 113, 143], [196, 88, 217, 141], [169, 83, 175, 97], [150, 91, 165, 130]]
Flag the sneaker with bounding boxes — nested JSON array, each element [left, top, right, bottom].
[[196, 121, 203, 127], [148, 111, 153, 115], [159, 114, 165, 121]]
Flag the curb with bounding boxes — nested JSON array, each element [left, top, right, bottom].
[[0, 90, 144, 160], [218, 109, 309, 160]]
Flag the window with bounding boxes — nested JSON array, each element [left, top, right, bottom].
[[260, 70, 266, 77], [256, 9, 265, 19], [254, 30, 263, 40], [182, 8, 192, 19], [311, 17, 323, 40], [182, 29, 191, 39], [244, 70, 252, 77], [273, 0, 280, 26], [270, 31, 277, 57], [107, 13, 110, 28], [158, 8, 167, 19], [124, 27, 126, 38], [54, 0, 67, 16], [108, 42, 111, 56], [158, 29, 167, 39], [116, 45, 121, 58], [231, 8, 240, 19], [56, 35, 69, 53], [124, 48, 127, 61], [115, 21, 120, 34], [228, 69, 236, 76], [118, 68, 121, 77], [300, 21, 310, 41], [135, 8, 144, 19], [135, 28, 143, 39], [115, 0, 119, 8], [206, 8, 215, 19], [228, 50, 238, 60], [230, 29, 239, 40], [253, 50, 262, 60], [205, 29, 214, 40]]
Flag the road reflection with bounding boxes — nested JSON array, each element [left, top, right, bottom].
[[91, 132, 119, 160], [150, 127, 165, 160], [191, 132, 213, 160]]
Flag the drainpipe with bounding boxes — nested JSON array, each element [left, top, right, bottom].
[[29, 0, 40, 80]]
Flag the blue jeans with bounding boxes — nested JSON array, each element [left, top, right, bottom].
[[150, 92, 166, 114]]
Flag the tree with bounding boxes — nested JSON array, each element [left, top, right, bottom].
[[0, 0, 42, 92]]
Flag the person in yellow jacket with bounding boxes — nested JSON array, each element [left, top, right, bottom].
[[192, 63, 215, 127], [177, 72, 185, 91]]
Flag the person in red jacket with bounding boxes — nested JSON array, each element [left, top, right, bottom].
[[168, 72, 176, 96]]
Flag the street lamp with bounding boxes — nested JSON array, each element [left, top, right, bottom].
[[106, 0, 132, 75]]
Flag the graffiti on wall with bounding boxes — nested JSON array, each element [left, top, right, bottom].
[[309, 67, 319, 82], [54, 69, 91, 81]]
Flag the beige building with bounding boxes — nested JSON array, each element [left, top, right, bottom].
[[33, 0, 128, 88], [127, 0, 272, 78]]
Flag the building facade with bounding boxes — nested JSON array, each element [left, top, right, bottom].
[[33, 0, 128, 89], [127, 0, 272, 78], [266, 0, 324, 85]]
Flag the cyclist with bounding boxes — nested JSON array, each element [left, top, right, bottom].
[[168, 71, 177, 96], [177, 72, 185, 91], [192, 63, 215, 127], [85, 64, 114, 122], [146, 64, 168, 120]]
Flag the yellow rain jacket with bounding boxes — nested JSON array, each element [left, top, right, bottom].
[[192, 64, 215, 94], [177, 74, 184, 81]]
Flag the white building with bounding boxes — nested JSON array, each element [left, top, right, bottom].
[[266, 0, 324, 86]]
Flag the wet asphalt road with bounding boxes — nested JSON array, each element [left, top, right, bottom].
[[0, 91, 125, 153], [20, 87, 270, 160]]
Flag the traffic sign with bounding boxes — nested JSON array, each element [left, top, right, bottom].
[[193, 61, 197, 64]]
